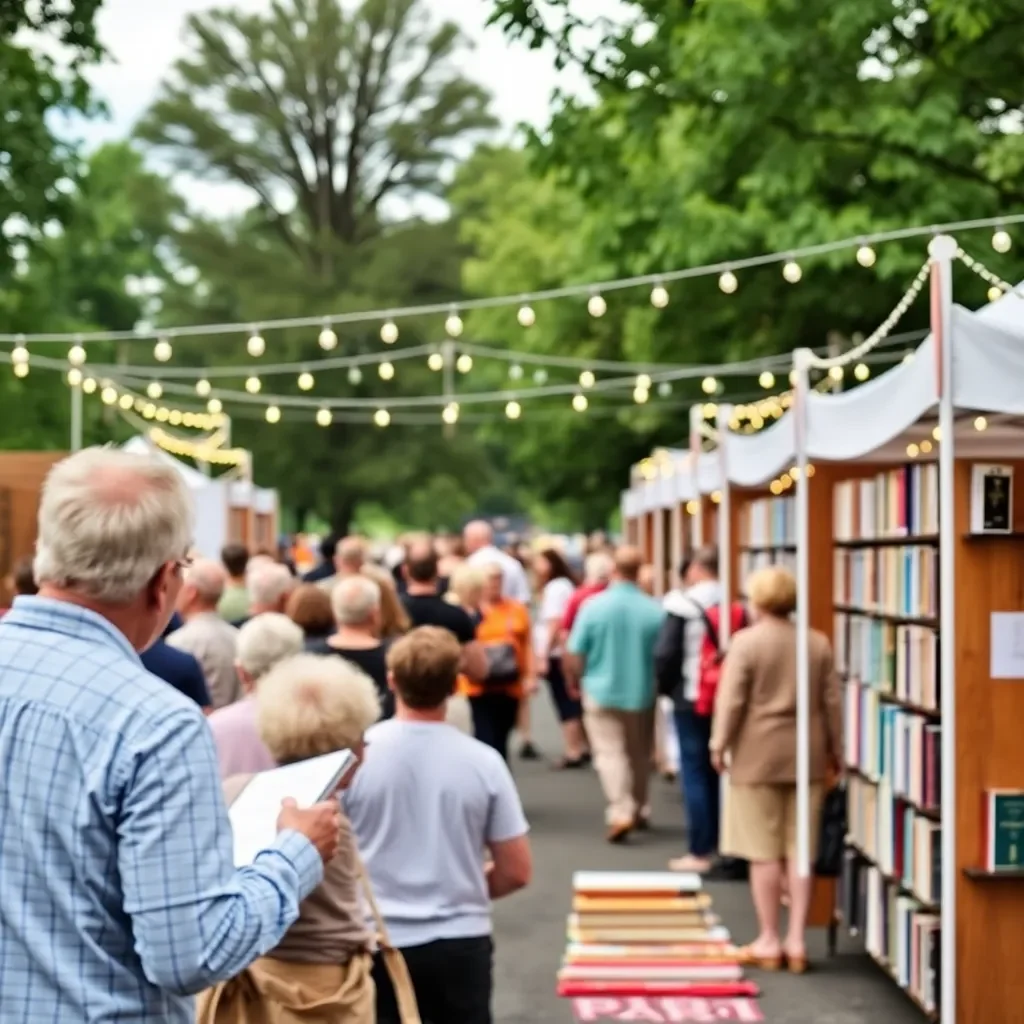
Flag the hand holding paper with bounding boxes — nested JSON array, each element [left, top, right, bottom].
[[277, 798, 342, 863]]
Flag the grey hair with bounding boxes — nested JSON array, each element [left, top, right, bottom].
[[237, 613, 304, 681], [34, 446, 193, 605], [331, 574, 381, 626], [182, 559, 227, 605], [584, 551, 614, 584], [249, 562, 295, 608]]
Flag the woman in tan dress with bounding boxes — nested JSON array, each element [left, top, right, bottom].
[[197, 653, 382, 1023], [710, 566, 841, 973]]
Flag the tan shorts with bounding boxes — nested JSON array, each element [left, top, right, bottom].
[[722, 782, 824, 863]]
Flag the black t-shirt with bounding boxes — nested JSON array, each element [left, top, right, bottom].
[[402, 593, 476, 644], [307, 639, 394, 719]]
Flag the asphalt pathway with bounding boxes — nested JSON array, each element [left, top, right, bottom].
[[491, 699, 925, 1024]]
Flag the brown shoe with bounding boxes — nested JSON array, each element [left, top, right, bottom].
[[607, 820, 633, 844]]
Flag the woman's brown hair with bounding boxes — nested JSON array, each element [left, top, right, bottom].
[[284, 584, 334, 636]]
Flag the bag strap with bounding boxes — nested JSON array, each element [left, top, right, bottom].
[[353, 846, 422, 1024], [685, 597, 721, 654]]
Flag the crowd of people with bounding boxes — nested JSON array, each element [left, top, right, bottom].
[[0, 445, 842, 1022]]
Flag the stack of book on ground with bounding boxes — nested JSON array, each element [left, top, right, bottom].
[[557, 871, 758, 1000]]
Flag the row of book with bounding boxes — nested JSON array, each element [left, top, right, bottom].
[[834, 614, 940, 712], [833, 464, 940, 540], [737, 546, 796, 586], [833, 546, 939, 619], [841, 851, 940, 1016], [741, 495, 795, 547], [557, 871, 757, 999], [846, 772, 941, 905]]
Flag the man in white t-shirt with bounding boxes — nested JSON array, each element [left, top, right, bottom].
[[343, 626, 532, 1024], [463, 520, 531, 604]]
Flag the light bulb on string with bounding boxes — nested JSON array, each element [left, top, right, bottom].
[[207, 397, 223, 415], [68, 344, 86, 366], [196, 378, 211, 397], [265, 405, 281, 424], [13, 362, 29, 379], [143, 404, 156, 419], [155, 407, 170, 423], [246, 331, 266, 357], [456, 354, 473, 374], [11, 344, 29, 365], [509, 363, 523, 380], [572, 393, 588, 412], [903, 351, 915, 364], [245, 376, 262, 394], [380, 320, 399, 345], [445, 309, 464, 338], [316, 407, 332, 427], [168, 410, 182, 426], [701, 376, 717, 395], [828, 365, 844, 382], [587, 293, 607, 318], [119, 394, 133, 410], [636, 373, 652, 390], [82, 377, 97, 394], [147, 382, 163, 399], [154, 338, 173, 362], [427, 352, 444, 371], [379, 361, 395, 381], [702, 402, 718, 419], [932, 425, 942, 441], [633, 387, 649, 404], [906, 443, 920, 458], [759, 370, 775, 389], [856, 244, 876, 268], [988, 285, 1004, 302], [533, 368, 548, 385], [348, 366, 362, 385], [975, 415, 988, 431], [650, 283, 669, 308], [718, 270, 738, 294], [517, 305, 536, 327], [67, 368, 83, 387], [101, 386, 117, 405], [442, 402, 460, 425], [373, 408, 390, 428], [992, 229, 1012, 253], [782, 260, 802, 283], [657, 381, 672, 397], [318, 325, 337, 351], [298, 371, 315, 391], [579, 370, 595, 388], [854, 362, 870, 381], [505, 400, 521, 420]]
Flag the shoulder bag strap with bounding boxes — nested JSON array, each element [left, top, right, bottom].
[[353, 847, 422, 1024], [685, 597, 721, 654]]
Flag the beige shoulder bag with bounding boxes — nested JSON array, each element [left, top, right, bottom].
[[353, 849, 422, 1024]]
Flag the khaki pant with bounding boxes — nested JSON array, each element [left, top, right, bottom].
[[584, 698, 655, 825]]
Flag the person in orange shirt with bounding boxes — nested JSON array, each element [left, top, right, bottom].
[[467, 563, 535, 762]]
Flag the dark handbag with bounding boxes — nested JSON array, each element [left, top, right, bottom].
[[814, 783, 847, 877], [483, 642, 520, 686]]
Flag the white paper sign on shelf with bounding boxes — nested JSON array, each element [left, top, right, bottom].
[[990, 612, 1024, 680]]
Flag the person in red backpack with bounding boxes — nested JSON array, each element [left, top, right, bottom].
[[654, 545, 748, 874]]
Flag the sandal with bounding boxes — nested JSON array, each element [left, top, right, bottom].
[[735, 945, 783, 971], [551, 756, 587, 770], [783, 947, 809, 974]]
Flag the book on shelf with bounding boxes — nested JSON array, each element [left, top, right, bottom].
[[738, 547, 797, 582], [834, 464, 939, 540], [833, 547, 939, 619], [557, 963, 743, 982], [742, 495, 795, 547], [572, 894, 712, 913], [568, 925, 728, 945], [564, 942, 735, 963], [568, 912, 717, 930], [983, 789, 1024, 872], [572, 871, 702, 895]]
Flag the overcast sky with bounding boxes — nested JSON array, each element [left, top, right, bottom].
[[71, 0, 616, 215]]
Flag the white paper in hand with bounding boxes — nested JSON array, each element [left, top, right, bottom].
[[229, 749, 356, 867]]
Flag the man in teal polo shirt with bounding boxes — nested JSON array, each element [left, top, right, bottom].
[[566, 545, 665, 842]]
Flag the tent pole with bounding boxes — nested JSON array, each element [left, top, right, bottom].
[[716, 404, 734, 643], [930, 233, 958, 1024], [792, 346, 813, 879], [70, 382, 83, 452], [689, 405, 704, 546]]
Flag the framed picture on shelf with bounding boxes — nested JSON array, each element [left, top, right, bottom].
[[969, 464, 1013, 535]]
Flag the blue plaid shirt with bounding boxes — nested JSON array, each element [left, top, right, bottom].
[[0, 597, 324, 1023]]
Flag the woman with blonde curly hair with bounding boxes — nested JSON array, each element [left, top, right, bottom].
[[197, 654, 382, 1023]]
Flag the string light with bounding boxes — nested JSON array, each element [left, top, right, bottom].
[[587, 293, 607, 318], [782, 260, 802, 283], [246, 331, 266, 357], [13, 362, 28, 378], [579, 370, 595, 388], [147, 382, 163, 399], [533, 369, 548, 385], [318, 326, 337, 351], [975, 415, 988, 431], [685, 500, 698, 515], [509, 363, 523, 380], [657, 381, 672, 397], [348, 366, 362, 385], [702, 402, 718, 419], [245, 375, 262, 394], [298, 371, 314, 390], [517, 305, 536, 327], [101, 385, 117, 405], [67, 368, 82, 386], [207, 397, 223, 414], [635, 373, 652, 390], [68, 344, 86, 366], [373, 408, 390, 427], [316, 407, 332, 427], [854, 363, 870, 381], [828, 366, 844, 381], [456, 354, 473, 374], [11, 344, 29, 365], [988, 285, 1003, 302], [650, 283, 669, 308], [196, 378, 211, 397], [903, 351, 914, 363], [380, 320, 399, 345], [505, 400, 521, 419], [154, 339, 173, 362], [82, 377, 97, 394], [932, 425, 942, 441], [769, 479, 783, 495], [149, 427, 247, 467], [633, 386, 649, 404], [759, 370, 775, 389], [265, 405, 281, 424], [907, 442, 920, 458], [718, 270, 738, 294], [442, 402, 460, 425], [856, 244, 877, 268], [379, 361, 395, 380], [119, 393, 133, 410], [701, 376, 717, 394], [992, 229, 1012, 253], [427, 352, 444, 371], [572, 393, 588, 412], [445, 309, 464, 337], [920, 439, 933, 454]]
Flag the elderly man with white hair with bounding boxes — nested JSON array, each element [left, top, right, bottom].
[[230, 560, 296, 627], [209, 612, 306, 777], [0, 446, 343, 1023], [169, 558, 242, 708], [463, 520, 531, 604]]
